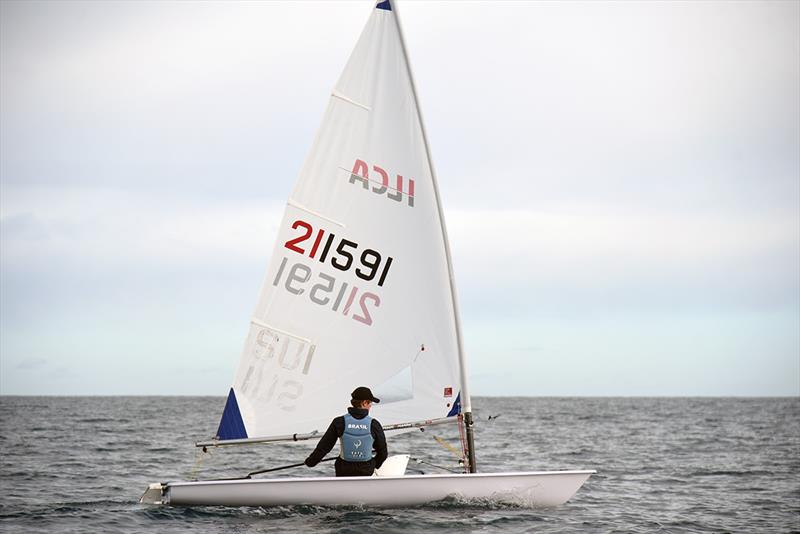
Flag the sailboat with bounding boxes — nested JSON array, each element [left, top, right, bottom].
[[140, 0, 594, 507]]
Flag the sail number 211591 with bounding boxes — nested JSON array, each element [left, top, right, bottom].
[[271, 219, 394, 327], [283, 219, 393, 286]]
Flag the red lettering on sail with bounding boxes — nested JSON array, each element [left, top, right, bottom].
[[348, 158, 415, 207]]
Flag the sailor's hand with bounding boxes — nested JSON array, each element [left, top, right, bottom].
[[304, 457, 316, 467]]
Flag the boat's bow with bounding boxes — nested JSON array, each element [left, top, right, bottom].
[[140, 483, 167, 505]]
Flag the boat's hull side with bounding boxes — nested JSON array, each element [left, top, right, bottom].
[[154, 470, 594, 508]]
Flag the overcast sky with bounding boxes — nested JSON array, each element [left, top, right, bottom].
[[1, 1, 798, 396]]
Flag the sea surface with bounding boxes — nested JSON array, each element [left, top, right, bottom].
[[0, 396, 798, 533]]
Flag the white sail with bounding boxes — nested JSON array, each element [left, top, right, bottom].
[[215, 0, 464, 441]]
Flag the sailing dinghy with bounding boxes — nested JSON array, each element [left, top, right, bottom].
[[141, 0, 594, 507]]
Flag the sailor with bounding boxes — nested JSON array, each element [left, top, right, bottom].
[[304, 386, 388, 477]]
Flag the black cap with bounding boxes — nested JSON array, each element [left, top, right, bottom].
[[351, 386, 380, 403]]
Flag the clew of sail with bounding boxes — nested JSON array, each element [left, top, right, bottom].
[[215, 0, 463, 442]]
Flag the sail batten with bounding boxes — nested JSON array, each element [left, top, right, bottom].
[[286, 199, 346, 227], [331, 91, 372, 111]]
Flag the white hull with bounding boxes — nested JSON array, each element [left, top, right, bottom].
[[141, 470, 595, 508]]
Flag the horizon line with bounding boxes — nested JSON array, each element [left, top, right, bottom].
[[1, 394, 798, 399]]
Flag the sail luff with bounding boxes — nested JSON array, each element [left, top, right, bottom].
[[389, 0, 477, 473]]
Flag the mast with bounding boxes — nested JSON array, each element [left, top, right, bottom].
[[389, 0, 477, 473]]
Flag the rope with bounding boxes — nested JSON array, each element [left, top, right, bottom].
[[432, 435, 463, 457], [188, 446, 210, 481], [429, 414, 468, 473], [411, 457, 461, 474], [457, 413, 468, 473]]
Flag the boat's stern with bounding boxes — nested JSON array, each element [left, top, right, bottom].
[[139, 482, 168, 505]]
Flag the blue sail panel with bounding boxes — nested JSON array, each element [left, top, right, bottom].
[[446, 392, 462, 417], [216, 388, 248, 440], [376, 0, 392, 11]]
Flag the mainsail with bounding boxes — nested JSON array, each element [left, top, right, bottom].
[[215, 0, 469, 443]]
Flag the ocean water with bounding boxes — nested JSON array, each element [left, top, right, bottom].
[[0, 396, 798, 533]]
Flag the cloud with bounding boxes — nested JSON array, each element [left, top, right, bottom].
[[1, 185, 283, 271], [448, 207, 798, 277], [4, 185, 795, 287], [3, 183, 795, 330], [15, 357, 47, 370]]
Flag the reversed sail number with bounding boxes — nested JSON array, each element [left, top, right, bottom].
[[272, 257, 381, 327]]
